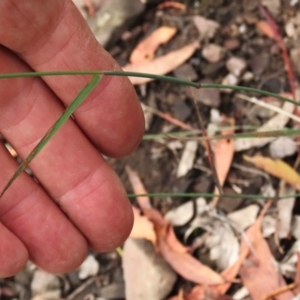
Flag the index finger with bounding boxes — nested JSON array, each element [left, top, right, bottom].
[[0, 0, 144, 157]]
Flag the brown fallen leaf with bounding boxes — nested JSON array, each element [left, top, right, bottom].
[[126, 167, 224, 285], [185, 244, 250, 300], [244, 155, 300, 191], [130, 26, 177, 64], [157, 1, 187, 11], [240, 201, 294, 300], [125, 165, 151, 209], [211, 122, 235, 208], [256, 21, 276, 39], [158, 225, 224, 285], [214, 127, 235, 187], [123, 42, 199, 85], [130, 206, 157, 244]]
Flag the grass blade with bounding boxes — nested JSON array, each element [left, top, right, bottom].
[[0, 71, 298, 106], [127, 192, 297, 200], [0, 74, 102, 198]]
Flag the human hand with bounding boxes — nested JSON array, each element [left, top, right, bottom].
[[0, 0, 144, 277]]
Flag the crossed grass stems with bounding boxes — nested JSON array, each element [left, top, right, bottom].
[[0, 70, 300, 201]]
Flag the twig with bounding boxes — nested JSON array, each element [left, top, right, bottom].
[[190, 89, 224, 207], [237, 93, 300, 123], [84, 0, 95, 16], [260, 283, 296, 300], [259, 6, 297, 112], [142, 105, 196, 131]]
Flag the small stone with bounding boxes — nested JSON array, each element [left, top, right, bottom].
[[173, 64, 198, 81], [202, 44, 225, 63], [31, 270, 61, 300], [193, 79, 221, 107], [261, 78, 283, 94], [123, 239, 177, 300], [239, 24, 247, 34], [285, 21, 296, 37], [228, 205, 259, 229], [193, 16, 220, 40], [223, 38, 240, 50], [226, 56, 247, 77], [242, 71, 254, 82], [269, 137, 297, 159], [221, 74, 238, 93], [261, 0, 280, 16], [217, 187, 243, 213], [201, 61, 225, 77], [173, 98, 192, 121], [249, 53, 270, 75], [78, 254, 100, 280]]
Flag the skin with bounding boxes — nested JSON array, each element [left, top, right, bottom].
[[0, 0, 145, 277]]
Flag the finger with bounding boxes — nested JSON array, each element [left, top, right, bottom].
[[0, 47, 133, 252], [0, 220, 28, 278], [0, 0, 145, 158], [0, 144, 88, 274]]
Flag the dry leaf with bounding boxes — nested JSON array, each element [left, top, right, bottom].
[[214, 128, 235, 186], [157, 1, 186, 10], [244, 155, 300, 191], [130, 207, 157, 244], [123, 42, 199, 85], [277, 185, 295, 239], [257, 21, 276, 39], [158, 225, 224, 285], [235, 95, 294, 151], [125, 165, 151, 209], [186, 247, 249, 300], [130, 26, 177, 64], [126, 167, 224, 285], [211, 125, 235, 207], [240, 201, 294, 300], [177, 140, 198, 178]]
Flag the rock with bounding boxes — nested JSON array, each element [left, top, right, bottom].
[[249, 53, 270, 75], [31, 270, 61, 300], [78, 254, 100, 280], [269, 137, 297, 159], [123, 239, 177, 300], [261, 78, 283, 94], [223, 38, 240, 50], [201, 61, 225, 77], [165, 198, 207, 226], [193, 16, 220, 40], [217, 188, 243, 213], [228, 205, 259, 230], [173, 64, 198, 81], [192, 79, 221, 107], [242, 71, 254, 82], [261, 0, 280, 17], [173, 98, 192, 121], [101, 283, 125, 299], [221, 73, 238, 93], [202, 44, 225, 63], [226, 56, 247, 77], [86, 0, 145, 46]]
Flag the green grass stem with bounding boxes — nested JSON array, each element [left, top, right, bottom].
[[0, 75, 102, 198]]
